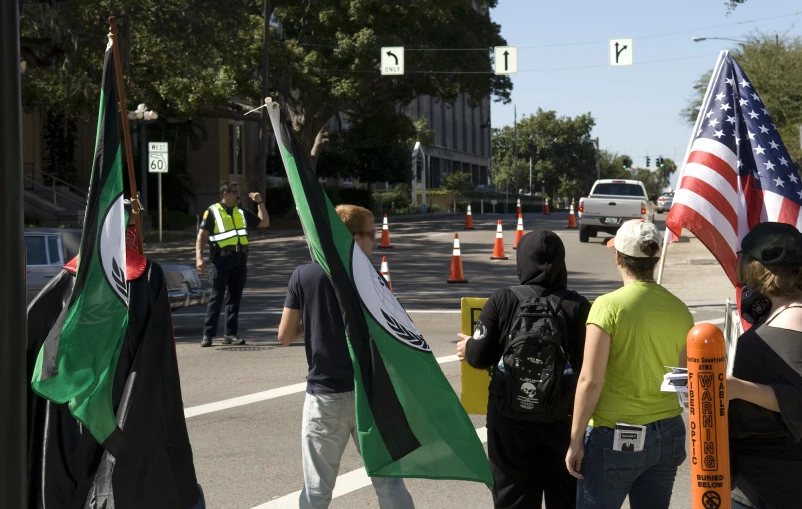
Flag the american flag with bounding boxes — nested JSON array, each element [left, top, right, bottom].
[[666, 51, 802, 285]]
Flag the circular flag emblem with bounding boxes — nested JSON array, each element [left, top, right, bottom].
[[98, 193, 129, 304], [350, 243, 430, 352]]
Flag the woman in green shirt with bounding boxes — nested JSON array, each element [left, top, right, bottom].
[[565, 219, 694, 509]]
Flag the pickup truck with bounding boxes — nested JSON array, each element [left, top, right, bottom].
[[577, 179, 655, 243]]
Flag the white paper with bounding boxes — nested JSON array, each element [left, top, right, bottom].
[[613, 423, 646, 452]]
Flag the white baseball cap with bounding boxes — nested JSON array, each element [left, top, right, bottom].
[[606, 219, 662, 257]]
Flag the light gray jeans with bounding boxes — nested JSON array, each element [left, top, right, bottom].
[[299, 391, 415, 509]]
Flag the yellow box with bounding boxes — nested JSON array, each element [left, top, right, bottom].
[[460, 297, 491, 415]]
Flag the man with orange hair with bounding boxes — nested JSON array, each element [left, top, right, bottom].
[[278, 205, 414, 509]]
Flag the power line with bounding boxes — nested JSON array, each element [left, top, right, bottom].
[[275, 52, 719, 75], [296, 10, 802, 52]]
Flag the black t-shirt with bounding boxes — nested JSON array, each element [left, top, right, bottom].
[[464, 285, 591, 429], [729, 322, 802, 507], [284, 263, 355, 394], [199, 202, 260, 237]]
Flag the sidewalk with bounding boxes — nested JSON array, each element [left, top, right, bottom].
[[660, 230, 735, 306]]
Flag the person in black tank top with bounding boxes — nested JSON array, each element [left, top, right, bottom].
[[729, 222, 802, 509]]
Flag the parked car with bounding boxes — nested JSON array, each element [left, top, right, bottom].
[[25, 228, 210, 310], [657, 193, 674, 213], [577, 179, 655, 243]]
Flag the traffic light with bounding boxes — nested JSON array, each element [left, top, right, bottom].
[[658, 157, 665, 168], [646, 156, 650, 168]]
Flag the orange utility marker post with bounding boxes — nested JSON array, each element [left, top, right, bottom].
[[687, 323, 731, 509]]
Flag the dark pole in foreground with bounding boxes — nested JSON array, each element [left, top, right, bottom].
[[109, 16, 144, 254], [0, 0, 28, 506]]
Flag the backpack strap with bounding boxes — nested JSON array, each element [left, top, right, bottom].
[[509, 285, 538, 302]]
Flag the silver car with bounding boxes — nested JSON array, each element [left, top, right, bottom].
[[25, 228, 210, 310], [657, 194, 674, 213]]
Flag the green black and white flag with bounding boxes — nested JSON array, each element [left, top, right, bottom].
[[31, 37, 129, 453], [267, 101, 493, 485]]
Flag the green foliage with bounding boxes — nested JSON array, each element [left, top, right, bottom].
[[20, 1, 259, 119], [492, 109, 597, 197], [317, 108, 417, 184], [373, 184, 412, 214], [443, 171, 471, 195], [21, 1, 513, 171], [683, 34, 802, 166]]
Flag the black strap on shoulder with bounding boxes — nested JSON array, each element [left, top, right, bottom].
[[509, 285, 538, 302]]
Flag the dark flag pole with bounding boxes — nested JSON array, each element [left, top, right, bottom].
[[109, 16, 144, 255], [0, 0, 27, 506]]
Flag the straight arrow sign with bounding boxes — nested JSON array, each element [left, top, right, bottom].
[[494, 46, 517, 75]]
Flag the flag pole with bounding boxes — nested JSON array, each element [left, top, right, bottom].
[[657, 50, 728, 284], [108, 16, 144, 255], [0, 0, 26, 505]]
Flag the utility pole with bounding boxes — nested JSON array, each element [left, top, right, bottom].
[[529, 156, 532, 194], [0, 0, 26, 505], [594, 136, 601, 181], [256, 0, 271, 195], [513, 105, 518, 199]]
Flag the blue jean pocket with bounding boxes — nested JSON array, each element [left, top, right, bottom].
[[672, 435, 687, 466], [603, 448, 647, 485]]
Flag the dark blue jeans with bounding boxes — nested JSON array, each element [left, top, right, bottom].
[[203, 253, 248, 337], [577, 415, 687, 509]]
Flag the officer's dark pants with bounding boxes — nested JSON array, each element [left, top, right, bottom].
[[203, 253, 247, 338]]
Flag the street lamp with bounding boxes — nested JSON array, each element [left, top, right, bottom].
[[127, 103, 159, 211], [411, 141, 427, 209], [692, 36, 747, 43]]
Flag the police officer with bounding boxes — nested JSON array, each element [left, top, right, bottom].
[[196, 181, 269, 347]]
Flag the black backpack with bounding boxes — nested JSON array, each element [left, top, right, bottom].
[[489, 286, 577, 422]]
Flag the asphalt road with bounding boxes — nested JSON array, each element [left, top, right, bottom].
[[155, 212, 735, 509]]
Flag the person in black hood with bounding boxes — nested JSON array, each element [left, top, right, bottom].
[[457, 230, 590, 509]]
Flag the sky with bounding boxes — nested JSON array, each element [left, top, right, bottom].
[[489, 0, 802, 189]]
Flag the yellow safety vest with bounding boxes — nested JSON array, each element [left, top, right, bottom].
[[208, 203, 249, 247]]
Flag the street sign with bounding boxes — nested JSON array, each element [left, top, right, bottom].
[[494, 46, 517, 75], [609, 38, 633, 66], [147, 142, 169, 242], [148, 141, 168, 173], [381, 47, 404, 75]]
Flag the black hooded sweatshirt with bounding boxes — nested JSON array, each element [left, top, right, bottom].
[[464, 230, 591, 429]]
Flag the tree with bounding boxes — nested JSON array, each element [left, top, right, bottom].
[[21, 0, 513, 194], [20, 1, 259, 119], [270, 0, 512, 167], [492, 109, 597, 198], [443, 171, 471, 195], [682, 34, 802, 166]]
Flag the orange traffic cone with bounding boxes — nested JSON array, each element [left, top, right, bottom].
[[447, 234, 468, 284], [378, 214, 393, 248], [380, 256, 392, 292], [490, 220, 508, 260], [516, 198, 522, 216], [513, 214, 525, 249], [543, 198, 551, 215], [464, 204, 475, 230], [567, 203, 577, 229]]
